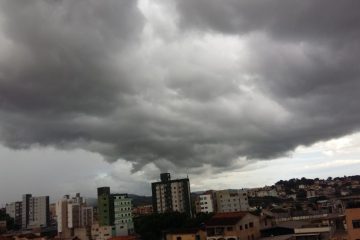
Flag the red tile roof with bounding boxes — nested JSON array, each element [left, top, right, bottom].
[[206, 212, 248, 227]]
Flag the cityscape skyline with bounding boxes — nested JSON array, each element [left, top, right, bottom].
[[1, 166, 360, 208], [2, 131, 360, 205], [2, 173, 360, 239], [1, 0, 360, 224]]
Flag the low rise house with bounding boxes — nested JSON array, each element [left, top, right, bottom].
[[164, 228, 206, 240], [91, 223, 116, 240], [205, 212, 260, 240], [132, 205, 153, 217], [345, 202, 360, 240]]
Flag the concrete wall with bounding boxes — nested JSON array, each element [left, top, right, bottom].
[[346, 208, 360, 240]]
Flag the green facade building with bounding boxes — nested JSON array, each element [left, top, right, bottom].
[[97, 187, 114, 226], [113, 194, 134, 235], [97, 187, 134, 236]]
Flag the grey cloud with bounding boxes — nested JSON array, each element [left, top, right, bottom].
[[175, 0, 360, 42], [0, 0, 360, 176], [172, 0, 360, 156], [0, 0, 143, 115]]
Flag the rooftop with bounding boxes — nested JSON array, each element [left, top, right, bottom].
[[206, 212, 248, 227]]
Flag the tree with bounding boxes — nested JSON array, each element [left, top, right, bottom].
[[0, 209, 14, 230], [134, 212, 213, 240]]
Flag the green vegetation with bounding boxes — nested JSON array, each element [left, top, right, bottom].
[[134, 212, 213, 240], [0, 209, 14, 230]]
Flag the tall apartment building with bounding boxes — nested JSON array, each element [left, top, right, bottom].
[[81, 207, 94, 227], [5, 201, 22, 227], [113, 194, 134, 236], [97, 187, 114, 226], [152, 173, 192, 216], [22, 194, 31, 229], [56, 193, 93, 239], [21, 194, 49, 229], [56, 198, 70, 238], [67, 203, 81, 228], [214, 189, 249, 213], [96, 187, 134, 237]]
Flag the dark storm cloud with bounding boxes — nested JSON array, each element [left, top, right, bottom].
[[175, 0, 360, 42], [0, 0, 142, 115], [0, 0, 143, 146], [173, 0, 360, 156], [0, 0, 360, 174]]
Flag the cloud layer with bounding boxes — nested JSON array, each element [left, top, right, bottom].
[[0, 0, 360, 174]]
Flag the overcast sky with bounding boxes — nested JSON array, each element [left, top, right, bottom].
[[1, 0, 360, 205]]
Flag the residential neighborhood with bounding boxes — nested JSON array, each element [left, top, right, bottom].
[[1, 174, 360, 240]]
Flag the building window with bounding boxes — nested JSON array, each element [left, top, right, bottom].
[[240, 225, 243, 230], [245, 224, 248, 229], [249, 222, 254, 228], [353, 220, 360, 229], [176, 237, 182, 240]]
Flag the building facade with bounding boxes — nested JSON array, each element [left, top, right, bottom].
[[113, 194, 134, 236], [96, 187, 134, 238], [206, 212, 261, 240], [5, 201, 22, 227], [345, 204, 360, 240], [197, 194, 214, 214], [91, 223, 116, 240], [56, 193, 93, 239], [21, 194, 49, 229], [152, 173, 192, 216], [98, 187, 114, 226], [164, 229, 206, 240], [56, 198, 71, 238], [22, 194, 31, 229], [82, 206, 94, 227], [214, 189, 249, 213], [132, 205, 153, 216]]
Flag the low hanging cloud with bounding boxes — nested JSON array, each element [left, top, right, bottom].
[[0, 0, 360, 174]]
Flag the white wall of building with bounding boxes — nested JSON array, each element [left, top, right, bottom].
[[199, 194, 214, 213], [215, 189, 249, 213]]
